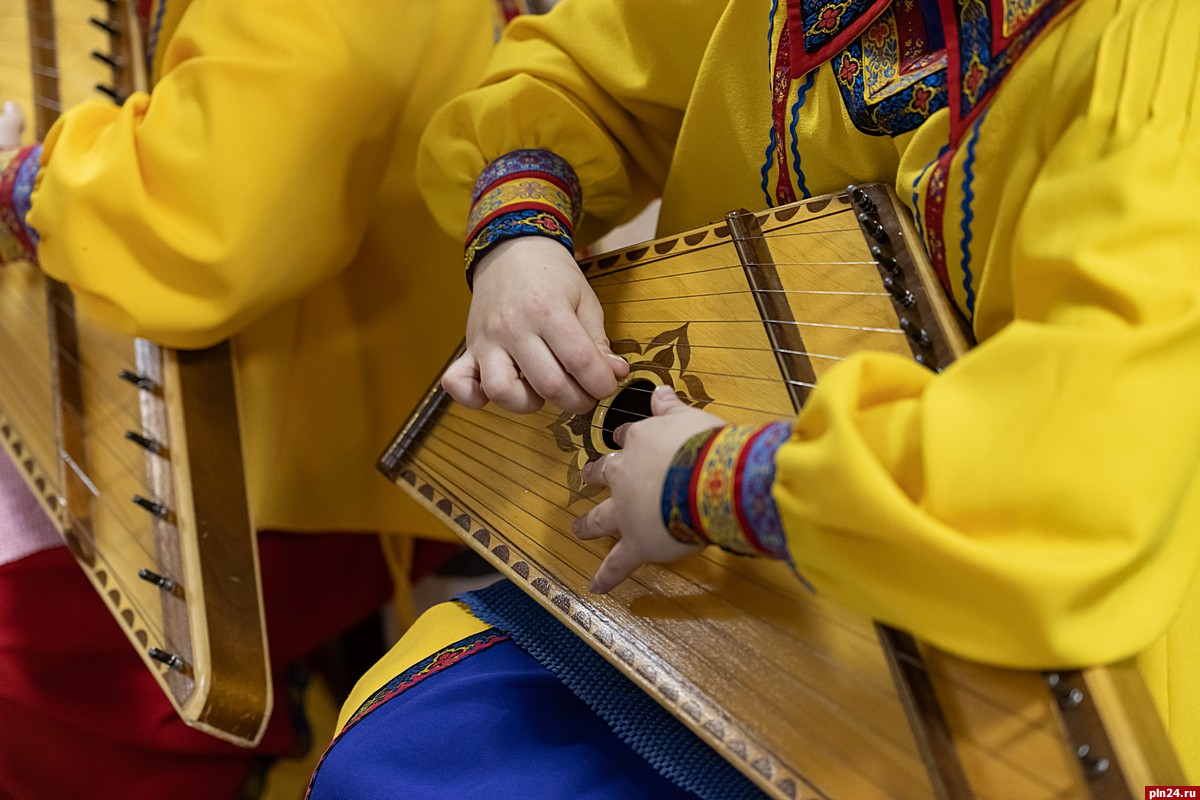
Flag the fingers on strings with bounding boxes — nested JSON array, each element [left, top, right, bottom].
[[590, 542, 643, 595], [455, 338, 627, 416], [572, 496, 620, 541]]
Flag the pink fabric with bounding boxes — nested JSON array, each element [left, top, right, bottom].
[[0, 448, 63, 567]]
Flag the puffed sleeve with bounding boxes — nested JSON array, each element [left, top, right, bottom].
[[417, 0, 731, 248], [26, 0, 436, 348], [771, 2, 1200, 668]]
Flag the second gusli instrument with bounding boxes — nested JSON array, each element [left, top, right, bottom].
[[379, 184, 1186, 799], [1, 0, 269, 746]]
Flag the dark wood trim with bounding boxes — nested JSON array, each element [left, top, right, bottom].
[[727, 208, 817, 410]]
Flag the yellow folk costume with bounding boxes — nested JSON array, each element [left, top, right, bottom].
[[418, 0, 1200, 777]]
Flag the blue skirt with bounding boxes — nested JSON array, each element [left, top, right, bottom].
[[307, 579, 766, 800]]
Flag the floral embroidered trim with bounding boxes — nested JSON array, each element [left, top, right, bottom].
[[947, 0, 1078, 142], [140, 0, 168, 78], [788, 0, 891, 78], [661, 427, 717, 546], [303, 627, 510, 800], [463, 209, 574, 287], [735, 421, 792, 561], [0, 145, 40, 264], [769, 13, 799, 205], [662, 422, 792, 561], [829, 5, 948, 137], [464, 149, 582, 282], [343, 629, 509, 732]]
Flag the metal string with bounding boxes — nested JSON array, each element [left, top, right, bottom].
[[8, 8, 193, 661], [586, 260, 880, 289], [407, 436, 1000, 793]]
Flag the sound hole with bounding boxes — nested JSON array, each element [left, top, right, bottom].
[[601, 380, 655, 450]]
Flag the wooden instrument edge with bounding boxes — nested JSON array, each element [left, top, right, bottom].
[[378, 454, 822, 800], [159, 344, 270, 746]]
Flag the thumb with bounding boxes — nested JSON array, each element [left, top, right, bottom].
[[650, 384, 686, 416], [441, 352, 487, 409], [575, 283, 630, 379]]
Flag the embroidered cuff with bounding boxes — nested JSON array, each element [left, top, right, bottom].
[[0, 145, 41, 264], [661, 422, 792, 561], [464, 148, 582, 286]]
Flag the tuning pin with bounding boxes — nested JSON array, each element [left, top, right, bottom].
[[137, 568, 175, 591], [857, 211, 888, 243], [90, 50, 122, 70], [1076, 744, 1111, 779], [849, 185, 876, 213], [88, 16, 120, 35], [125, 431, 164, 454], [94, 84, 128, 105], [1046, 672, 1085, 709], [870, 243, 899, 274], [898, 317, 931, 348], [132, 495, 168, 519], [148, 648, 183, 670], [882, 276, 915, 307], [118, 369, 156, 392]]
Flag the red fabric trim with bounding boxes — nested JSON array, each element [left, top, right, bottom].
[[467, 201, 572, 245], [344, 632, 509, 731], [136, 0, 154, 28], [731, 427, 769, 555], [0, 146, 38, 259], [771, 19, 798, 204], [938, 0, 965, 144], [788, 0, 892, 78], [474, 170, 575, 205], [896, 0, 932, 71], [922, 147, 955, 294], [686, 433, 719, 544], [494, 0, 526, 25]]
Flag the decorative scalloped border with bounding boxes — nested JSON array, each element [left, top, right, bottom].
[[0, 411, 65, 528], [397, 467, 821, 800], [578, 195, 845, 279], [0, 410, 157, 653]]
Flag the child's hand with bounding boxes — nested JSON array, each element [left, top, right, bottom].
[[0, 102, 25, 148], [442, 237, 630, 415], [573, 385, 724, 593]]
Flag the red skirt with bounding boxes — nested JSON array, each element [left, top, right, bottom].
[[0, 529, 392, 800]]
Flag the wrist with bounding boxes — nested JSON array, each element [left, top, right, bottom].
[[0, 144, 40, 265], [471, 234, 577, 290], [660, 421, 792, 560]]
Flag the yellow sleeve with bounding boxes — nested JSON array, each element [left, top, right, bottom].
[[27, 0, 437, 348], [776, 3, 1200, 669], [417, 0, 731, 246]]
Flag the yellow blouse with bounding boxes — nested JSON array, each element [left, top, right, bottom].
[[420, 0, 1200, 774]]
